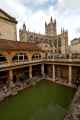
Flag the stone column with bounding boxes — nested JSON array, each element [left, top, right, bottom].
[[29, 65, 32, 79], [23, 55, 24, 61], [8, 70, 15, 88], [18, 55, 19, 62], [69, 53, 72, 59], [52, 64, 55, 82], [69, 65, 72, 85], [9, 70, 13, 81], [57, 39, 58, 53], [41, 64, 44, 78]]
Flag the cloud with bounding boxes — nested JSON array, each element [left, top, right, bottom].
[[17, 0, 51, 11], [28, 0, 48, 5], [76, 28, 80, 33], [0, 0, 80, 41], [19, 0, 48, 5], [64, 0, 80, 9]]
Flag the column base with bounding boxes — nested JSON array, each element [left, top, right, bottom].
[[9, 81, 18, 96]]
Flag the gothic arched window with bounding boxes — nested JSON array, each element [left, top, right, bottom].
[[58, 37, 61, 47]]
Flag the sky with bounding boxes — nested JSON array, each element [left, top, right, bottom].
[[0, 0, 80, 42]]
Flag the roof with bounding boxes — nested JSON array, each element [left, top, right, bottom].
[[0, 9, 17, 24], [0, 39, 40, 51]]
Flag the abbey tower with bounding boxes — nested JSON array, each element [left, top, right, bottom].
[[45, 16, 57, 36], [19, 17, 68, 55]]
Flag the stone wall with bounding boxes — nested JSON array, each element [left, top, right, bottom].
[[0, 19, 17, 41], [64, 87, 80, 120], [70, 44, 80, 54]]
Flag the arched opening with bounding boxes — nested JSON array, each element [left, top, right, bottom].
[[32, 65, 41, 77], [13, 67, 30, 88], [12, 53, 28, 62], [55, 65, 68, 83], [72, 66, 80, 87], [0, 54, 7, 63], [32, 53, 41, 60], [58, 37, 61, 47], [0, 71, 9, 95], [44, 64, 52, 78]]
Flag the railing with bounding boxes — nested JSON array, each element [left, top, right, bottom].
[[45, 58, 80, 62], [13, 59, 43, 64], [0, 62, 9, 68], [0, 59, 43, 69], [0, 58, 80, 69], [0, 61, 8, 64]]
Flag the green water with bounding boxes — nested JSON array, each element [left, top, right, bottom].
[[0, 80, 76, 120]]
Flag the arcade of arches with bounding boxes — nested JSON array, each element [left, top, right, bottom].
[[0, 50, 80, 101], [0, 64, 80, 88], [0, 51, 42, 63]]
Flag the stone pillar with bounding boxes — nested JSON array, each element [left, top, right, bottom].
[[69, 66, 72, 85], [41, 64, 44, 77], [18, 55, 19, 62], [29, 65, 32, 79], [23, 55, 24, 61], [57, 39, 58, 53], [8, 70, 15, 88], [69, 53, 72, 59], [9, 70, 13, 81], [8, 70, 17, 95], [52, 64, 55, 82]]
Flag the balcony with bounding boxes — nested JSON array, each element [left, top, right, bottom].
[[0, 58, 80, 70], [45, 58, 80, 62], [0, 62, 9, 68], [0, 59, 43, 70]]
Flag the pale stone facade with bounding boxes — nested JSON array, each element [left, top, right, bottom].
[[0, 9, 17, 41], [69, 37, 80, 59], [19, 17, 68, 55], [70, 38, 80, 54]]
